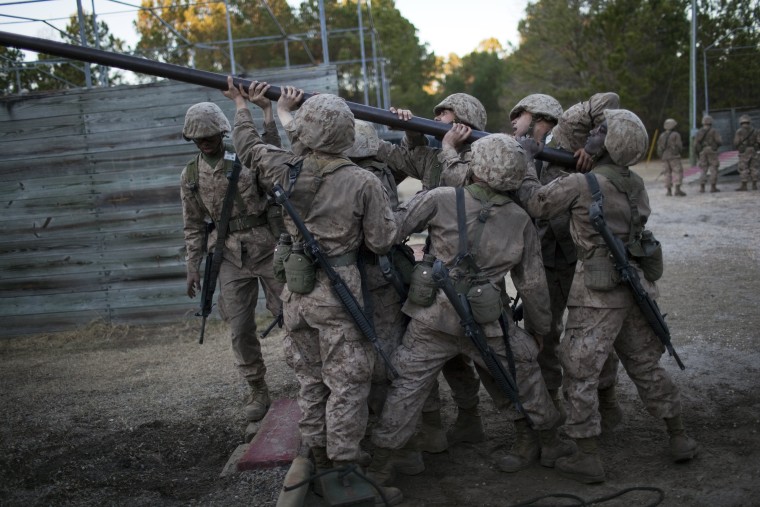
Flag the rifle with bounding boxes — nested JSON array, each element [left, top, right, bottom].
[[0, 31, 575, 169], [585, 174, 685, 370], [271, 184, 399, 379], [260, 312, 284, 338], [431, 260, 529, 421], [195, 222, 215, 344]]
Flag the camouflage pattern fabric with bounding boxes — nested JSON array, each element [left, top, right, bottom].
[[470, 134, 527, 191], [434, 93, 487, 130], [294, 94, 355, 154], [182, 102, 231, 140]]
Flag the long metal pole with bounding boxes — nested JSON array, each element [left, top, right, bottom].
[[703, 49, 709, 115], [91, 0, 107, 86], [75, 0, 92, 88], [223, 0, 237, 75], [689, 0, 697, 165], [318, 0, 330, 65], [0, 30, 575, 167], [357, 0, 369, 105]]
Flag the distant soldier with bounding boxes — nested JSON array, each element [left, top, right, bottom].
[[694, 115, 722, 193], [657, 118, 686, 196], [180, 98, 284, 425], [733, 115, 759, 191]]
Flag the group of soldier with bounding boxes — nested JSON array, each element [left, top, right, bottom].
[[659, 114, 760, 195], [180, 76, 700, 504]]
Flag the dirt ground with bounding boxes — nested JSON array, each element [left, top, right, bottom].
[[2, 162, 759, 507]]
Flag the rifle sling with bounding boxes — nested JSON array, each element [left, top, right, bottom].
[[209, 152, 244, 275]]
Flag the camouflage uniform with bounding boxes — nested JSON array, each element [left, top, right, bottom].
[[694, 115, 722, 189], [233, 96, 397, 463], [374, 94, 487, 437], [181, 104, 283, 388], [521, 110, 687, 450], [657, 118, 685, 193], [372, 135, 558, 453], [733, 115, 759, 189]]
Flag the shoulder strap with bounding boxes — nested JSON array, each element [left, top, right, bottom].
[[288, 155, 355, 227], [590, 165, 642, 245]]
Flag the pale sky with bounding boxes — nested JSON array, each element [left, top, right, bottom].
[[0, 0, 529, 58]]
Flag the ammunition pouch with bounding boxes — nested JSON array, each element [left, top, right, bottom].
[[273, 242, 291, 284], [466, 278, 503, 324], [628, 230, 663, 282], [284, 250, 316, 294], [408, 261, 438, 307], [583, 249, 620, 291], [266, 204, 286, 238], [392, 244, 416, 286]]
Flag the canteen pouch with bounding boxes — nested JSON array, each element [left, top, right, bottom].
[[628, 230, 664, 282], [284, 250, 316, 294], [466, 278, 503, 324], [583, 252, 620, 291], [273, 242, 291, 284], [408, 257, 437, 307]]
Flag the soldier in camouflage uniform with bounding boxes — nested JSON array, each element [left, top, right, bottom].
[[225, 78, 403, 505], [180, 97, 283, 425], [519, 109, 699, 484], [367, 134, 574, 488], [694, 115, 723, 193], [657, 118, 686, 196], [733, 115, 758, 191], [371, 94, 491, 453]]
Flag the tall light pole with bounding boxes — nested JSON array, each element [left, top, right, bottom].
[[689, 0, 696, 165]]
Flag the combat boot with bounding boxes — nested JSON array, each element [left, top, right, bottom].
[[407, 409, 448, 453], [555, 437, 605, 484], [736, 182, 748, 191], [710, 183, 720, 193], [675, 185, 687, 196], [311, 446, 333, 472], [538, 427, 576, 467], [245, 379, 271, 421], [333, 460, 403, 506], [699, 183, 705, 193], [366, 447, 396, 486], [598, 385, 623, 432], [752, 181, 758, 190], [665, 415, 700, 462], [496, 418, 539, 473], [446, 405, 486, 445], [548, 388, 566, 425], [666, 187, 672, 196]]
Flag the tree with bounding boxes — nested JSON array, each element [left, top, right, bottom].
[[33, 13, 128, 91], [0, 46, 35, 95], [437, 41, 511, 132]]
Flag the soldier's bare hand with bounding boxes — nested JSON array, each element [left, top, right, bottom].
[[277, 86, 304, 112], [187, 272, 201, 299], [389, 106, 413, 121], [222, 76, 246, 108], [517, 135, 542, 160], [442, 123, 471, 151], [575, 148, 594, 173], [248, 81, 272, 110]]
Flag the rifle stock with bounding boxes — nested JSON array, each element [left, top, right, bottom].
[[260, 312, 284, 338], [0, 30, 574, 167], [271, 184, 399, 379]]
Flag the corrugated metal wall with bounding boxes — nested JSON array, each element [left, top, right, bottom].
[[0, 67, 338, 336]]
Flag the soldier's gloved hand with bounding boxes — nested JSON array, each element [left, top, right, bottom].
[[187, 271, 201, 298], [516, 135, 542, 160]]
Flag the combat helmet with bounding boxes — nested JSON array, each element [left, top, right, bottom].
[[603, 109, 649, 167], [739, 114, 751, 125], [702, 115, 713, 126], [509, 94, 563, 123], [182, 102, 231, 141], [434, 93, 487, 131], [664, 118, 677, 130], [470, 134, 527, 192], [295, 94, 355, 154], [552, 92, 620, 151], [345, 120, 380, 158]]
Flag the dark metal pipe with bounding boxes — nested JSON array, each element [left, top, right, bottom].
[[0, 30, 576, 169]]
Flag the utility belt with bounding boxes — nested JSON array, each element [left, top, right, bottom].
[[227, 212, 268, 233], [579, 231, 663, 291]]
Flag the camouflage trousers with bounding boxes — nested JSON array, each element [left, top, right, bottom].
[[372, 319, 559, 450], [218, 250, 284, 382], [738, 148, 759, 182], [561, 304, 682, 439], [698, 150, 720, 185], [284, 291, 375, 463], [662, 158, 685, 187]]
